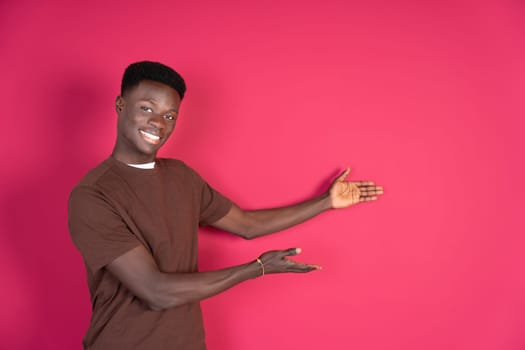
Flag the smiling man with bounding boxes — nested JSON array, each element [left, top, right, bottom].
[[68, 61, 383, 350]]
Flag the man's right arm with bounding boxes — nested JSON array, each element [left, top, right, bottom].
[[106, 245, 320, 311]]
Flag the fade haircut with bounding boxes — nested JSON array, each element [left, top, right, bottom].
[[121, 61, 186, 99]]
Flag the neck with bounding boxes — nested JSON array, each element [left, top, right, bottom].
[[112, 146, 156, 164]]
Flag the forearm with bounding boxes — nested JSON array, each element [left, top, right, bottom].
[[240, 192, 332, 239], [149, 261, 261, 310], [106, 245, 263, 311], [212, 168, 383, 239], [107, 245, 318, 312]]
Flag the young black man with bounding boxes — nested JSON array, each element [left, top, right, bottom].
[[68, 61, 384, 350]]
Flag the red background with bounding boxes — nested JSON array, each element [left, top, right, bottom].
[[1, 1, 524, 349]]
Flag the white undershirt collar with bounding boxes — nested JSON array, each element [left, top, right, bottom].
[[126, 161, 156, 169]]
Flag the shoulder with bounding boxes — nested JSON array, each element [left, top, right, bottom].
[[74, 158, 118, 187], [157, 158, 203, 181], [157, 158, 193, 172], [69, 158, 124, 203]]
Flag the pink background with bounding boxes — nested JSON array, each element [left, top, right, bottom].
[[1, 0, 524, 349]]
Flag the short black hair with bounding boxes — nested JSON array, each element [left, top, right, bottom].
[[121, 61, 186, 99]]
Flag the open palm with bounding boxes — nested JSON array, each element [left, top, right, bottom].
[[329, 168, 384, 209]]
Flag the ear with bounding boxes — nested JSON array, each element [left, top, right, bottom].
[[115, 96, 124, 113]]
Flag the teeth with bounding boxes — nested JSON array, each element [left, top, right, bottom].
[[140, 130, 160, 141]]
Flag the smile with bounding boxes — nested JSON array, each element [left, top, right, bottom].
[[139, 130, 161, 144]]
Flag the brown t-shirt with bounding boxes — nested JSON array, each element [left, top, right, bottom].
[[68, 157, 232, 350]]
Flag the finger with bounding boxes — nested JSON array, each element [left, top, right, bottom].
[[291, 266, 319, 273], [358, 187, 384, 194], [335, 167, 350, 182], [359, 196, 377, 202], [283, 247, 301, 257], [371, 186, 384, 193], [354, 181, 375, 186], [357, 185, 383, 191], [360, 189, 383, 196], [288, 261, 322, 272]]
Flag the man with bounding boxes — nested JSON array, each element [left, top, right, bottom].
[[68, 61, 383, 350]]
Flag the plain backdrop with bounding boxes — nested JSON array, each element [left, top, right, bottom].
[[1, 0, 524, 349]]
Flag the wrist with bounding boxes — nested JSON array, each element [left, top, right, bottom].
[[245, 260, 263, 279], [255, 258, 265, 276], [319, 192, 333, 211]]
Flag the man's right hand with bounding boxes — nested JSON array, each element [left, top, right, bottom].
[[258, 248, 321, 274]]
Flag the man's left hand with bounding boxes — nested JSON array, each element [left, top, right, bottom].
[[329, 168, 384, 209]]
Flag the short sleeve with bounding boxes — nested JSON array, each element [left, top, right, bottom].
[[182, 165, 232, 226], [68, 186, 141, 273], [198, 182, 233, 226]]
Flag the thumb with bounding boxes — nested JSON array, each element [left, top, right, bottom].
[[335, 167, 350, 182], [283, 247, 302, 257]]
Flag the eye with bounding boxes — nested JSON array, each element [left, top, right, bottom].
[[164, 114, 176, 121], [140, 106, 153, 113]]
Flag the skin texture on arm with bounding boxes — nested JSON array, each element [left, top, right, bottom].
[[212, 168, 384, 239], [106, 244, 319, 311], [213, 195, 331, 239]]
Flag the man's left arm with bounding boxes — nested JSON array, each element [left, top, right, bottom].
[[211, 168, 383, 239]]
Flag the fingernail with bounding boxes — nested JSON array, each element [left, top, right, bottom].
[[296, 247, 302, 254]]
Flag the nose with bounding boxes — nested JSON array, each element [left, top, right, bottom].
[[148, 113, 165, 130]]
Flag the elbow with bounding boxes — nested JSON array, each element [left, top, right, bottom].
[[144, 293, 185, 311], [234, 212, 261, 240], [240, 231, 256, 240], [140, 289, 169, 311], [238, 219, 259, 240], [239, 226, 261, 240], [146, 301, 165, 311], [141, 279, 186, 311], [146, 299, 184, 311], [241, 224, 272, 240]]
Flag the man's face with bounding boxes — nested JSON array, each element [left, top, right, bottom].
[[114, 80, 181, 163]]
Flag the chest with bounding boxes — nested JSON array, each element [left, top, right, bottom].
[[116, 173, 201, 272]]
